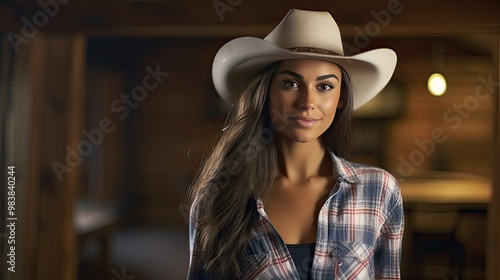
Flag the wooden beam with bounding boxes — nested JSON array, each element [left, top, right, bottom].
[[1, 0, 499, 35], [486, 33, 500, 280], [24, 33, 47, 280], [22, 33, 85, 280], [21, 23, 495, 38], [62, 33, 86, 280]]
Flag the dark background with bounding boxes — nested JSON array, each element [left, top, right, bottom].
[[1, 0, 499, 279]]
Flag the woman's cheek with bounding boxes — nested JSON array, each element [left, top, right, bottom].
[[269, 105, 288, 131]]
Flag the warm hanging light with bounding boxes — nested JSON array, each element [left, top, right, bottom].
[[427, 73, 447, 96], [428, 39, 447, 96]]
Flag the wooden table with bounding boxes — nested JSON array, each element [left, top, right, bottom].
[[398, 174, 491, 278], [74, 202, 118, 270]]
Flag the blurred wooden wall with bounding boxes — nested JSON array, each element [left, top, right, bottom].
[[487, 34, 500, 280], [384, 36, 495, 179], [131, 39, 227, 225], [1, 0, 500, 279], [2, 33, 86, 280]]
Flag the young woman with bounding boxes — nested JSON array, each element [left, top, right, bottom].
[[188, 9, 404, 279]]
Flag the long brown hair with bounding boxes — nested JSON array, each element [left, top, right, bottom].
[[188, 61, 354, 279]]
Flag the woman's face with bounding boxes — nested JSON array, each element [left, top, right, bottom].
[[269, 59, 343, 144]]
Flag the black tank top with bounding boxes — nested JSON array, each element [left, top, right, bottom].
[[286, 243, 316, 280]]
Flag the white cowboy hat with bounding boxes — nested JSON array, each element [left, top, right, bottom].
[[212, 8, 397, 110]]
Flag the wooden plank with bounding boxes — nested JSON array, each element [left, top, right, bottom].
[[1, 30, 47, 280], [23, 31, 47, 280], [37, 35, 72, 280], [23, 33, 86, 280], [62, 33, 86, 280], [486, 33, 500, 280], [85, 65, 126, 201], [1, 0, 500, 35]]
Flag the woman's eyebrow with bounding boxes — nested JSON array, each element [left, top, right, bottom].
[[316, 74, 339, 81], [277, 70, 339, 82], [277, 70, 303, 80]]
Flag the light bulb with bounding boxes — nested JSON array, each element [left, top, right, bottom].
[[427, 73, 447, 96]]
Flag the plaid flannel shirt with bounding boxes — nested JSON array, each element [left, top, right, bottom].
[[188, 151, 404, 279]]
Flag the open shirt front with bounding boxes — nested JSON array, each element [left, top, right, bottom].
[[188, 151, 404, 279]]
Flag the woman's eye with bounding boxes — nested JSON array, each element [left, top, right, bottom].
[[282, 81, 299, 89], [318, 83, 334, 91]]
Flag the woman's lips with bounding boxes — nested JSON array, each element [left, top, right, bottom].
[[290, 116, 320, 128]]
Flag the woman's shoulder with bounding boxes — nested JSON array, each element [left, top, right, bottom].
[[350, 161, 398, 185], [333, 153, 399, 188], [336, 157, 403, 212]]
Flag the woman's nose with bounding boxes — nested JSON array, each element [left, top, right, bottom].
[[297, 88, 316, 110], [299, 102, 315, 110]]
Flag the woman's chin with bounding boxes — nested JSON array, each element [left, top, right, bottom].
[[280, 132, 322, 144]]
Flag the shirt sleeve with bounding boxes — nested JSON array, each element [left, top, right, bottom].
[[374, 178, 405, 279], [187, 199, 212, 280]]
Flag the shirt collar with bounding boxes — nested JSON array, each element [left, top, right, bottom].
[[328, 149, 361, 185], [254, 149, 362, 203]]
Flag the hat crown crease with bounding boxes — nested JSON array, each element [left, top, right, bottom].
[[264, 9, 345, 56]]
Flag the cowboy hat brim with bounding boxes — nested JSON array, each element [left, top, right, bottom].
[[212, 36, 397, 110]]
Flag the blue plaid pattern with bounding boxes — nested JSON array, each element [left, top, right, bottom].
[[188, 151, 404, 279]]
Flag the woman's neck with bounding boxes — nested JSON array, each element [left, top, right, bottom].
[[274, 136, 331, 184]]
